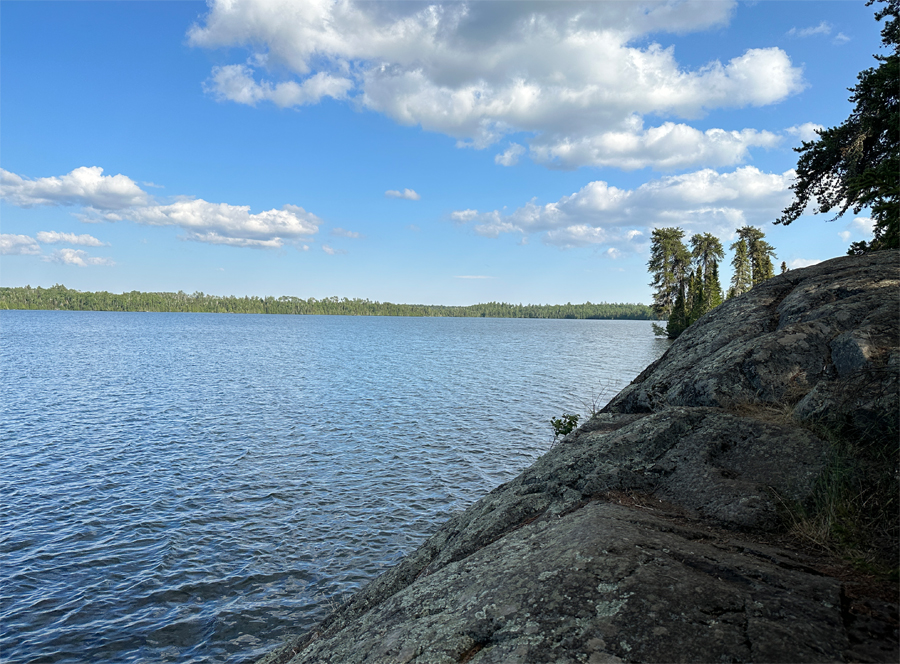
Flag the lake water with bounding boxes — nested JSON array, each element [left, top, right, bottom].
[[0, 311, 668, 663]]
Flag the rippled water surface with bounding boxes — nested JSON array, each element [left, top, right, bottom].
[[1, 311, 667, 663]]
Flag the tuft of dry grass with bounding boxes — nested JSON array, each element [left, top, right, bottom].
[[725, 384, 898, 581]]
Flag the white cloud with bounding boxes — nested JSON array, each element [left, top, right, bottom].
[[788, 258, 822, 269], [495, 143, 526, 167], [833, 32, 850, 45], [450, 209, 479, 223], [117, 199, 320, 248], [2, 167, 322, 249], [787, 22, 832, 38], [850, 216, 875, 235], [385, 188, 421, 201], [322, 244, 346, 255], [44, 248, 114, 267], [453, 165, 795, 251], [839, 216, 875, 244], [531, 123, 780, 171], [205, 65, 352, 107], [331, 227, 362, 238], [0, 166, 150, 209], [0, 234, 41, 255], [189, 0, 804, 170], [36, 231, 107, 246], [786, 122, 824, 143]]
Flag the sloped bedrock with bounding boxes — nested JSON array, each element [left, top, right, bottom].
[[256, 254, 899, 664], [259, 409, 832, 664], [604, 251, 900, 433], [279, 503, 849, 664]]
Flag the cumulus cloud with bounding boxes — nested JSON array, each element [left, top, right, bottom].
[[0, 166, 149, 209], [44, 248, 114, 267], [839, 216, 875, 244], [2, 167, 321, 249], [205, 65, 352, 107], [0, 234, 41, 255], [850, 216, 875, 235], [495, 143, 526, 167], [322, 244, 346, 255], [107, 199, 320, 248], [35, 231, 107, 246], [450, 209, 479, 223], [531, 123, 780, 171], [786, 122, 823, 143], [188, 0, 804, 170], [452, 166, 794, 251], [385, 188, 421, 201]]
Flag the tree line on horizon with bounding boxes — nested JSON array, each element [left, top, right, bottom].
[[649, 226, 778, 339], [0, 284, 654, 320]]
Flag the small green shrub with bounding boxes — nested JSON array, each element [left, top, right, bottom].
[[550, 413, 580, 439]]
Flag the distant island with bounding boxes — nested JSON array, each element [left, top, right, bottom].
[[0, 284, 653, 320]]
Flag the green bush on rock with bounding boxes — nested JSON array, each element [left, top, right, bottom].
[[550, 413, 580, 440]]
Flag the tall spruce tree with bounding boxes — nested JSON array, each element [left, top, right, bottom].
[[666, 278, 689, 339], [738, 226, 777, 285], [690, 233, 725, 311], [708, 262, 724, 309], [729, 236, 753, 298], [689, 266, 706, 324], [776, 0, 899, 253], [648, 227, 690, 320]]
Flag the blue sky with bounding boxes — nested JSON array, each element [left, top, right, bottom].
[[0, 0, 885, 305]]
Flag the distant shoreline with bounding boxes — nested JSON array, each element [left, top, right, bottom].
[[0, 285, 654, 320]]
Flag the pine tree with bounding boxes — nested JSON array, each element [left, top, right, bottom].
[[648, 227, 691, 320], [688, 266, 706, 325], [666, 279, 689, 339], [691, 232, 725, 313], [738, 226, 777, 285], [776, 0, 898, 253], [707, 262, 724, 309], [729, 236, 753, 298]]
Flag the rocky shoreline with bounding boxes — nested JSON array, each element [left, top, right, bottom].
[[255, 251, 899, 663]]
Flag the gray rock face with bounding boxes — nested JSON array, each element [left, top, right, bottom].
[[603, 251, 899, 442], [256, 252, 899, 664], [269, 504, 847, 664]]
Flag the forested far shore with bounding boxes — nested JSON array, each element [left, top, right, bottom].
[[0, 285, 654, 320]]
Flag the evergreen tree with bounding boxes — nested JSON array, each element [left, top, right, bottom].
[[707, 262, 724, 309], [666, 279, 689, 339], [738, 226, 777, 285], [776, 0, 899, 253], [690, 232, 725, 312], [688, 266, 706, 325], [730, 226, 777, 288], [729, 235, 753, 298], [648, 227, 690, 320]]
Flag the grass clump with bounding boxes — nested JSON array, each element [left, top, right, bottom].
[[780, 419, 899, 579]]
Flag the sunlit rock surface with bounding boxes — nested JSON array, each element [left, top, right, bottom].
[[256, 251, 899, 664]]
